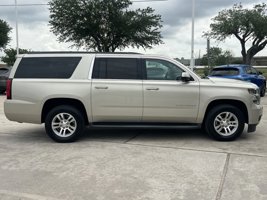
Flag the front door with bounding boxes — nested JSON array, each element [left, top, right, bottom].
[[142, 59, 200, 123]]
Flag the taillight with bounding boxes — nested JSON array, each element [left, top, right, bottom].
[[6, 79, 12, 99]]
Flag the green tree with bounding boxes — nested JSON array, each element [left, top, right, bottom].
[[1, 48, 29, 66], [0, 19, 12, 51], [49, 0, 163, 52], [206, 3, 267, 65], [201, 47, 233, 67]]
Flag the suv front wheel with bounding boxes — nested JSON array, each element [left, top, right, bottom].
[[205, 105, 245, 141], [45, 105, 85, 143]]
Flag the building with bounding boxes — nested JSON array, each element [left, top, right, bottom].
[[176, 56, 267, 66], [252, 57, 267, 66], [0, 64, 7, 68]]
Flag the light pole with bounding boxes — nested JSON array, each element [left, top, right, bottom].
[[15, 0, 19, 55], [190, 0, 195, 71], [207, 38, 210, 67]]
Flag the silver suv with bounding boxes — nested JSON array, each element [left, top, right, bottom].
[[4, 52, 263, 142]]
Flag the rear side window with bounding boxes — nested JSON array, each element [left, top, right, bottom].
[[0, 68, 9, 74], [210, 68, 239, 76], [92, 58, 139, 79], [14, 57, 81, 78]]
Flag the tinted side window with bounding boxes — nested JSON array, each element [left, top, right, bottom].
[[92, 58, 107, 79], [14, 57, 81, 78], [92, 58, 139, 79], [245, 67, 252, 74]]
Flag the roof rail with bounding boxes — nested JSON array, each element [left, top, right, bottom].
[[26, 51, 142, 55]]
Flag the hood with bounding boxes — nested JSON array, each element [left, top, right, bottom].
[[207, 77, 258, 89]]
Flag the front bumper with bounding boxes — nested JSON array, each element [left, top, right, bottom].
[[248, 104, 263, 133], [248, 124, 257, 133]]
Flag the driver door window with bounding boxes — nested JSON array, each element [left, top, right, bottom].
[[145, 59, 184, 80], [246, 66, 258, 75], [250, 67, 258, 75]]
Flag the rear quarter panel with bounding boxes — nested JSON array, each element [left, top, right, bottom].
[[4, 55, 94, 124], [5, 79, 92, 123]]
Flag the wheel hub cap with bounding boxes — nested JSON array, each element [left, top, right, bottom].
[[221, 121, 228, 127], [51, 113, 77, 137], [214, 112, 239, 136]]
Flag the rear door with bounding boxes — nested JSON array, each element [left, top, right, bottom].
[[91, 57, 143, 122]]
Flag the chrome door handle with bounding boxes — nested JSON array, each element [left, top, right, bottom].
[[95, 86, 108, 89], [146, 88, 159, 91]]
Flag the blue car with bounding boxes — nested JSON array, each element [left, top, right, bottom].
[[209, 65, 266, 97]]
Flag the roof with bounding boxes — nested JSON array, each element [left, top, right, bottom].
[[213, 64, 250, 69], [26, 51, 142, 55]]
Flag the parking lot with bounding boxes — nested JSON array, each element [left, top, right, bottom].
[[0, 94, 266, 200]]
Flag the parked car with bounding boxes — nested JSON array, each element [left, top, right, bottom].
[[209, 65, 266, 97], [0, 67, 11, 94], [4, 52, 263, 142]]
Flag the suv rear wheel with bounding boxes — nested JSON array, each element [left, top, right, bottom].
[[45, 105, 85, 143], [205, 105, 245, 141]]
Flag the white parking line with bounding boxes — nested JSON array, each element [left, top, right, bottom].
[[0, 190, 60, 200]]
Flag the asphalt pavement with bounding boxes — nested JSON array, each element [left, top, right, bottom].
[[0, 94, 266, 200]]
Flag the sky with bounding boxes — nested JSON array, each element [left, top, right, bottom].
[[0, 0, 266, 60]]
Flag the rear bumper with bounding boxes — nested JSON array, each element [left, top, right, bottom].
[[4, 99, 42, 124]]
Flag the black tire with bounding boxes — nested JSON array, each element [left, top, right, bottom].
[[260, 84, 266, 97], [45, 105, 85, 143], [204, 104, 245, 141]]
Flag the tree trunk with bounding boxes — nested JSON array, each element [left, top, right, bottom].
[[240, 40, 247, 65], [243, 40, 267, 65], [244, 54, 252, 65], [245, 46, 260, 65]]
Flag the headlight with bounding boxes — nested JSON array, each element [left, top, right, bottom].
[[248, 88, 259, 95], [248, 88, 260, 104]]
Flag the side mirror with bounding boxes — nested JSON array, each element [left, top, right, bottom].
[[181, 72, 191, 82], [258, 71, 263, 75]]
